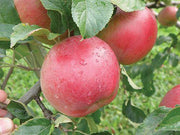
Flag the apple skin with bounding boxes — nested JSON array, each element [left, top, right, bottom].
[[159, 85, 180, 108], [14, 0, 51, 29], [98, 7, 157, 65], [0, 90, 7, 103], [157, 6, 178, 27], [40, 36, 120, 117], [0, 90, 8, 117]]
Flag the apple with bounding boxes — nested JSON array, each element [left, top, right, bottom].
[[14, 0, 73, 42], [14, 0, 51, 29], [0, 90, 8, 117], [0, 90, 7, 103], [0, 118, 15, 135], [159, 85, 180, 108], [98, 7, 157, 65], [157, 6, 178, 27], [40, 36, 120, 117]]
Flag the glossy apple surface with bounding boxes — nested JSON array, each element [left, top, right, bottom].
[[159, 85, 180, 108], [98, 8, 157, 65], [158, 6, 178, 26], [40, 36, 120, 117], [14, 0, 51, 29]]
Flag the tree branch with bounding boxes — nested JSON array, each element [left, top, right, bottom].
[[34, 95, 53, 120], [146, 1, 180, 8], [0, 102, 7, 110], [18, 81, 41, 105], [1, 50, 15, 90], [5, 81, 41, 119], [6, 81, 54, 120], [1, 67, 14, 90]]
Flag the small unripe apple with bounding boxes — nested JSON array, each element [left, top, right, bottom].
[[157, 6, 178, 26], [14, 0, 51, 29], [40, 36, 120, 117], [98, 7, 157, 65], [159, 85, 180, 108]]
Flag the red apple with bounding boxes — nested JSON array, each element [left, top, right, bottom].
[[0, 90, 8, 117], [0, 90, 7, 103], [14, 0, 51, 29], [98, 7, 157, 65], [0, 118, 15, 135], [159, 85, 180, 108], [40, 36, 120, 117], [157, 6, 178, 26]]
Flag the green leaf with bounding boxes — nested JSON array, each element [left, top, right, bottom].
[[76, 118, 90, 135], [0, 23, 14, 41], [40, 0, 76, 34], [154, 131, 180, 135], [169, 53, 179, 67], [86, 117, 98, 134], [0, 41, 10, 49], [7, 100, 33, 120], [0, 68, 4, 79], [155, 35, 172, 46], [72, 0, 114, 38], [0, 0, 20, 24], [55, 114, 72, 127], [51, 128, 62, 135], [90, 109, 101, 124], [136, 107, 171, 135], [177, 8, 180, 19], [157, 107, 180, 131], [111, 0, 145, 12], [91, 131, 112, 135], [141, 66, 155, 97], [151, 49, 169, 69], [10, 23, 59, 48], [12, 118, 53, 135], [121, 65, 142, 90], [0, 48, 6, 58], [122, 99, 146, 123]]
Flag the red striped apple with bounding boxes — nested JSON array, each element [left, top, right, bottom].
[[40, 36, 120, 117], [14, 0, 71, 42], [98, 7, 157, 65], [159, 85, 180, 108], [14, 0, 51, 29], [158, 6, 178, 27]]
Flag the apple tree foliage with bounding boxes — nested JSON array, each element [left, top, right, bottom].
[[0, 0, 180, 134]]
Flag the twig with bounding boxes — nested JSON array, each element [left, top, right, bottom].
[[34, 94, 53, 120], [1, 50, 15, 90], [16, 65, 40, 71], [18, 81, 41, 104], [0, 102, 7, 110], [1, 67, 14, 90], [146, 1, 180, 8], [5, 81, 41, 119]]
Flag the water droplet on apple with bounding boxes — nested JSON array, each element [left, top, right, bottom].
[[87, 100, 92, 105], [96, 59, 99, 63], [55, 95, 59, 99], [88, 91, 92, 96], [79, 59, 87, 65]]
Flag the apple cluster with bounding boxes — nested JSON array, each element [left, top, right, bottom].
[[13, 0, 161, 117]]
